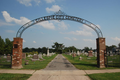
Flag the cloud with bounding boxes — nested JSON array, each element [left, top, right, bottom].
[[45, 0, 55, 3], [17, 0, 32, 6], [83, 39, 95, 42], [2, 11, 30, 25], [5, 30, 15, 33], [39, 21, 55, 30], [58, 21, 68, 30], [33, 41, 36, 43], [34, 0, 41, 5], [60, 24, 101, 36], [0, 19, 14, 26], [64, 37, 71, 41], [46, 5, 61, 13], [111, 37, 120, 41], [73, 38, 78, 41], [51, 40, 54, 42], [68, 30, 93, 36], [2, 11, 55, 30], [17, 0, 41, 6], [23, 40, 26, 42]]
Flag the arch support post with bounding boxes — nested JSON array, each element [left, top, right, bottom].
[[11, 38, 23, 69], [96, 38, 106, 68]]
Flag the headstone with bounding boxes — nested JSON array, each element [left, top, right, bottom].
[[31, 54, 39, 61], [38, 53, 43, 59], [7, 54, 11, 62], [47, 48, 49, 56], [3, 54, 7, 58], [88, 50, 93, 57], [27, 55, 31, 57], [72, 50, 73, 53], [43, 53, 46, 56], [33, 55, 38, 59], [95, 52, 97, 57], [72, 53, 76, 57], [77, 51, 80, 56], [22, 53, 26, 59], [79, 56, 82, 60]]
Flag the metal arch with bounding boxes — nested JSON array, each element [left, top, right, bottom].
[[16, 10, 103, 38]]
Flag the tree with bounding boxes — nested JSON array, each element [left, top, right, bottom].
[[84, 47, 90, 52], [4, 38, 13, 54], [52, 42, 64, 54], [23, 47, 30, 52], [118, 43, 120, 49], [42, 47, 47, 54], [37, 47, 42, 53], [0, 36, 5, 55]]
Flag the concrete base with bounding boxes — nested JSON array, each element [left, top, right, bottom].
[[11, 65, 23, 69]]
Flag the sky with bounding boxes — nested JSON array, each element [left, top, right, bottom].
[[0, 0, 120, 49]]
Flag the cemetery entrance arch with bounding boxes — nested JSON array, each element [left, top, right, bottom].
[[12, 10, 106, 69]]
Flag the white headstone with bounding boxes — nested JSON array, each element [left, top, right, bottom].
[[77, 51, 80, 56], [38, 53, 43, 59], [47, 48, 49, 56], [3, 54, 7, 58]]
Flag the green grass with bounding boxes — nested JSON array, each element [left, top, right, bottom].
[[106, 55, 120, 67], [21, 54, 57, 70], [0, 54, 57, 70], [88, 72, 120, 80], [62, 54, 120, 70], [0, 57, 11, 69], [0, 73, 31, 80]]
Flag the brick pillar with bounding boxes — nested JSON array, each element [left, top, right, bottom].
[[11, 38, 23, 69], [96, 38, 106, 68]]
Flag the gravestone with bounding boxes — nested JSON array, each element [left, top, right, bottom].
[[43, 53, 46, 56], [77, 51, 80, 56], [31, 54, 39, 61], [95, 52, 97, 57], [38, 53, 43, 59], [7, 54, 11, 62], [33, 55, 38, 59], [47, 48, 49, 56], [22, 53, 26, 59], [3, 54, 7, 58], [27, 55, 32, 57], [72, 53, 76, 57], [79, 56, 82, 60], [88, 50, 93, 57]]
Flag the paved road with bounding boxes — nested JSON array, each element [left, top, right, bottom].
[[44, 54, 78, 70]]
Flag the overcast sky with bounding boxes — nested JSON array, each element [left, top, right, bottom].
[[0, 0, 120, 49]]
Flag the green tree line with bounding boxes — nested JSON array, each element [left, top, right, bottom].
[[0, 36, 13, 55]]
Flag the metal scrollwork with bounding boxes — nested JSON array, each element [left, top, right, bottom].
[[16, 10, 103, 38]]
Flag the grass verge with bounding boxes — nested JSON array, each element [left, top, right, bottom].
[[88, 72, 120, 80], [62, 54, 120, 70], [0, 73, 31, 80]]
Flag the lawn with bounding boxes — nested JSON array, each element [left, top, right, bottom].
[[21, 54, 57, 70], [88, 72, 120, 80], [0, 73, 31, 80], [0, 54, 57, 70], [62, 54, 120, 70], [0, 56, 11, 69]]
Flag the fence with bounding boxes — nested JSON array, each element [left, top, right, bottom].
[[105, 52, 120, 67], [0, 54, 12, 68]]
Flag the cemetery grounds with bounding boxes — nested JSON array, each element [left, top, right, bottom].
[[0, 53, 120, 80]]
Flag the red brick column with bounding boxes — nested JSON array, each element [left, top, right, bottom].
[[11, 38, 23, 69], [96, 38, 106, 68]]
